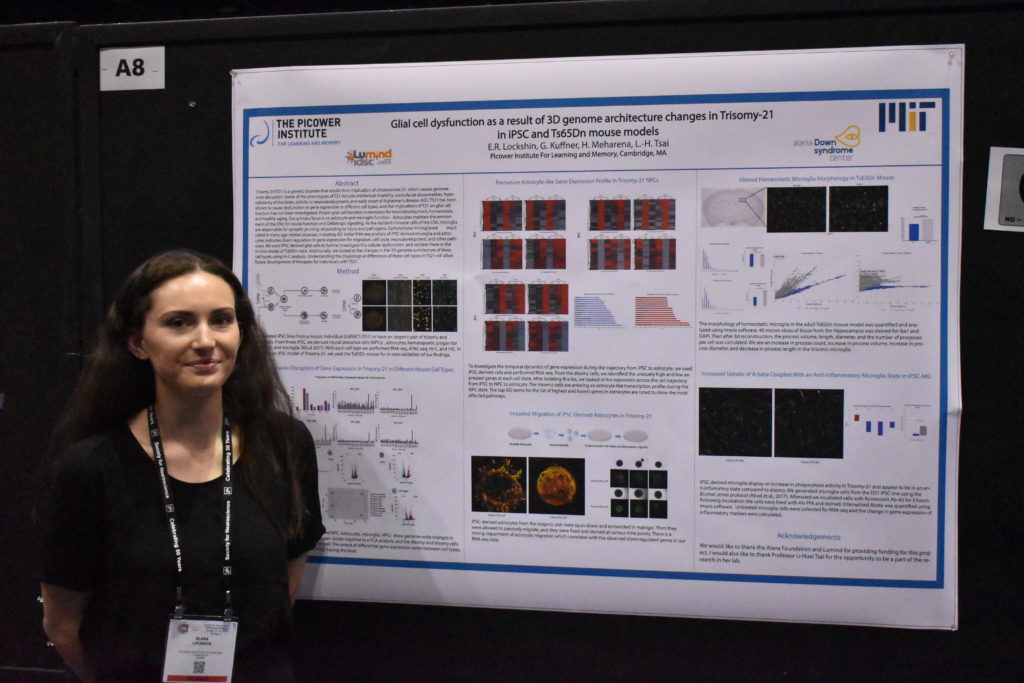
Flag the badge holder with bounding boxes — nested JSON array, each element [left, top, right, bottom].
[[162, 613, 238, 683]]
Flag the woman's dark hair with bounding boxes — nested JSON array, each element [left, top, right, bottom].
[[49, 249, 307, 538]]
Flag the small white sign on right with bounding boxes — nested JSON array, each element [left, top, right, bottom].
[[984, 146, 1024, 231]]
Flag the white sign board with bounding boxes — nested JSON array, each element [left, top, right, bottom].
[[984, 146, 1024, 231], [99, 46, 165, 91], [232, 45, 962, 628]]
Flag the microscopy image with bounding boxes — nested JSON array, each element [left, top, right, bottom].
[[486, 283, 526, 314], [362, 279, 387, 305], [766, 187, 827, 232], [701, 188, 764, 227], [412, 306, 432, 331], [528, 457, 585, 515], [699, 387, 773, 457], [413, 279, 432, 305], [829, 185, 888, 232], [432, 280, 457, 306], [589, 199, 631, 230], [610, 469, 629, 488], [388, 279, 412, 305], [589, 239, 631, 270], [484, 320, 526, 351], [634, 238, 676, 270], [432, 306, 457, 332], [525, 238, 567, 269], [629, 469, 649, 488], [482, 199, 523, 231], [362, 306, 387, 331], [387, 306, 412, 332], [528, 321, 568, 352], [361, 279, 457, 332], [472, 456, 527, 513], [609, 461, 668, 519], [528, 283, 569, 315], [774, 389, 845, 459], [483, 239, 523, 269], [634, 198, 675, 230], [525, 199, 566, 231]]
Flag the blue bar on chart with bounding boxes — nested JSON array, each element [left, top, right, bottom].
[[907, 218, 933, 241], [574, 296, 621, 327], [295, 387, 331, 412], [865, 420, 897, 435], [747, 287, 767, 308]]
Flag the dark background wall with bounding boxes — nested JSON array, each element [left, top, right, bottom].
[[2, 1, 1021, 680]]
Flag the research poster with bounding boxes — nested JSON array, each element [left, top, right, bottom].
[[232, 46, 962, 628]]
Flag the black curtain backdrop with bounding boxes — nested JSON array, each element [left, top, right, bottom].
[[2, 2, 1021, 680]]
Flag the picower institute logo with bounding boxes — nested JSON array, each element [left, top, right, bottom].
[[347, 148, 393, 166], [878, 101, 937, 132], [249, 120, 270, 147]]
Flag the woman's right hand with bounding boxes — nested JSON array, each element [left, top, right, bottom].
[[40, 583, 96, 683]]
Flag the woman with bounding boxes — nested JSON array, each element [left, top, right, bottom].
[[38, 250, 325, 682]]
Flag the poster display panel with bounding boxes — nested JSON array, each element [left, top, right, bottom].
[[232, 46, 962, 627]]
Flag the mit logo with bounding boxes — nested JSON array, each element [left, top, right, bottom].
[[878, 101, 936, 132]]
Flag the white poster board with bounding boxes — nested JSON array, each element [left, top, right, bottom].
[[232, 45, 962, 628]]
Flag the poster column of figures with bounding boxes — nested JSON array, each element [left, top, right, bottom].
[[233, 46, 962, 628]]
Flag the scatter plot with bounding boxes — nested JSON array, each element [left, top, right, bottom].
[[774, 266, 844, 300]]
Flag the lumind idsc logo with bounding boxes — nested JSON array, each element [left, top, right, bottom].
[[347, 148, 393, 166]]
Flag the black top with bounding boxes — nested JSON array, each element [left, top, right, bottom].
[[38, 420, 325, 682]]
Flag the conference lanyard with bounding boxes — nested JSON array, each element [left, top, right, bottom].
[[147, 405, 235, 620]]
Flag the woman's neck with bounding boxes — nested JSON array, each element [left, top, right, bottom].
[[152, 389, 224, 451]]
